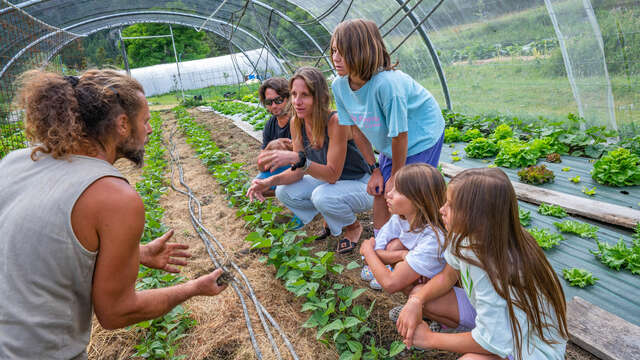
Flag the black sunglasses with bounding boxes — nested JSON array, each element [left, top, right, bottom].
[[264, 96, 285, 106]]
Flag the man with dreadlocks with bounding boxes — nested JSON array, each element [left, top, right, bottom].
[[0, 69, 227, 359]]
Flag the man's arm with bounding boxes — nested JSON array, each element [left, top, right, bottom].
[[81, 177, 226, 330]]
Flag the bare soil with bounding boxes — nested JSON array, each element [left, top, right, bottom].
[[87, 108, 597, 360]]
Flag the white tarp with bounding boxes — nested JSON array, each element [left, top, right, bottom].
[[129, 49, 284, 96]]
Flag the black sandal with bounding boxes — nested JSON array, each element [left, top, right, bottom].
[[315, 227, 331, 241], [336, 238, 357, 254]]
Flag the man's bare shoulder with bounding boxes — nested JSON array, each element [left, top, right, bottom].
[[80, 176, 143, 215]]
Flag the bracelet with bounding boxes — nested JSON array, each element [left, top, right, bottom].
[[291, 151, 306, 170], [368, 161, 379, 173], [302, 157, 311, 172]]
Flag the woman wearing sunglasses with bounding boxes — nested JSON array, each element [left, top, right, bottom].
[[255, 78, 294, 196], [247, 67, 373, 254]]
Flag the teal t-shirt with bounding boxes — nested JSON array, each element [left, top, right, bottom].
[[444, 245, 567, 359], [332, 70, 444, 158]]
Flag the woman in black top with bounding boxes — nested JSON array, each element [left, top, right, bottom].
[[247, 67, 373, 254]]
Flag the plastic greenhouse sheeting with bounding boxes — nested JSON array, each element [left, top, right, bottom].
[[439, 143, 640, 211], [2, 0, 638, 136], [129, 49, 285, 96], [517, 201, 640, 326]]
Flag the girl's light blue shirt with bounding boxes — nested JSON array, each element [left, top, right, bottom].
[[332, 70, 444, 158]]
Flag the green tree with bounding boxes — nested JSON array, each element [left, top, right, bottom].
[[121, 23, 210, 68]]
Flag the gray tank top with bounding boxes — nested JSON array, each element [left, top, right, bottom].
[[301, 112, 369, 180], [0, 148, 126, 359]]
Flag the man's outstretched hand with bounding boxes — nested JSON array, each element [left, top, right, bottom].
[[140, 229, 191, 273]]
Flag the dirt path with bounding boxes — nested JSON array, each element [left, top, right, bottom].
[[87, 108, 597, 360]]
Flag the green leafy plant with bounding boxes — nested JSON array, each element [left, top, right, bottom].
[[562, 167, 571, 172], [463, 128, 483, 142], [591, 147, 640, 187], [537, 203, 567, 218], [569, 175, 580, 183], [554, 220, 598, 239], [582, 186, 596, 196], [562, 268, 598, 288], [444, 126, 464, 143], [451, 156, 461, 162], [490, 124, 513, 141], [464, 137, 499, 158], [517, 164, 555, 185], [519, 208, 531, 227], [529, 228, 564, 250], [495, 138, 538, 168], [590, 239, 640, 275]]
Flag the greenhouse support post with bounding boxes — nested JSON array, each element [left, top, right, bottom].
[[118, 28, 130, 75], [169, 25, 185, 101]]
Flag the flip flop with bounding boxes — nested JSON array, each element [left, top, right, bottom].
[[336, 238, 357, 254], [315, 227, 331, 241]]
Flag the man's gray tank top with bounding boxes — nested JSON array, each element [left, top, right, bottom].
[[301, 112, 370, 180], [0, 148, 126, 359]]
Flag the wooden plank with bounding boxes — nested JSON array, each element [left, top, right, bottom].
[[566, 296, 640, 360], [439, 162, 640, 229]]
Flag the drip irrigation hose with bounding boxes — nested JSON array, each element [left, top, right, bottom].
[[164, 138, 263, 359], [166, 136, 278, 359], [166, 128, 299, 360]]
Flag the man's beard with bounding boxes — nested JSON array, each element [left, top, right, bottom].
[[117, 137, 145, 168]]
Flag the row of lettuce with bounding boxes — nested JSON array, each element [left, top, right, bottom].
[[174, 106, 405, 360], [443, 111, 640, 187]]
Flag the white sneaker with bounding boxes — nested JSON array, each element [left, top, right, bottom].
[[361, 265, 374, 281], [369, 278, 382, 290]]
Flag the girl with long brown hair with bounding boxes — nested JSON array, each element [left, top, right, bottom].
[[359, 164, 447, 294], [396, 168, 568, 360], [247, 67, 373, 253], [330, 19, 445, 238]]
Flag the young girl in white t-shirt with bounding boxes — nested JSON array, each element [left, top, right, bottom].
[[396, 168, 568, 360], [359, 163, 447, 294]]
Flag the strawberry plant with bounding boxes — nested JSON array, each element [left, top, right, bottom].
[[562, 268, 598, 288], [537, 203, 567, 218], [569, 175, 580, 183], [444, 127, 464, 143], [591, 147, 640, 187], [562, 167, 571, 172], [529, 228, 564, 250], [517, 164, 555, 185], [554, 220, 598, 239], [464, 137, 499, 158]]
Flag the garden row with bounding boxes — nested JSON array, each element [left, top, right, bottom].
[[518, 201, 640, 288], [207, 100, 271, 131], [131, 112, 195, 359], [0, 121, 26, 158], [443, 110, 640, 188], [172, 106, 406, 360]]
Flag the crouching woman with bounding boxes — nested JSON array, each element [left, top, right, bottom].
[[247, 67, 373, 254]]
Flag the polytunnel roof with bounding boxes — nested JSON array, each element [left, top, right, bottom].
[[2, 0, 637, 132]]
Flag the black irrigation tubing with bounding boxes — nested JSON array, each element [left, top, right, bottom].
[[389, 0, 445, 56], [313, 0, 354, 68], [165, 128, 299, 360]]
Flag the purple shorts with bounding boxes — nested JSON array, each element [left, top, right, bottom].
[[453, 286, 477, 330], [379, 132, 444, 189]]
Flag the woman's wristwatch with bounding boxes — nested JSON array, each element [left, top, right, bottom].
[[368, 161, 379, 173], [291, 151, 307, 171]]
